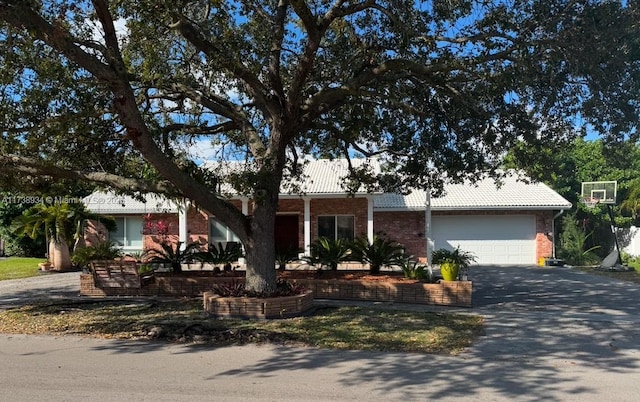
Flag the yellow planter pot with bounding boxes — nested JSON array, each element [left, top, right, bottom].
[[441, 262, 459, 281]]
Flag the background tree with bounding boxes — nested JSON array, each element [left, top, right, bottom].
[[506, 138, 640, 259], [0, 1, 638, 292]]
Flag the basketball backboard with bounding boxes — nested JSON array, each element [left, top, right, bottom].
[[581, 181, 617, 205]]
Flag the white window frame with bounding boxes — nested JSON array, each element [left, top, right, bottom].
[[209, 217, 240, 244], [110, 216, 143, 252]]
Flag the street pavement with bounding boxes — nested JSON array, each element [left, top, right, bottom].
[[1, 266, 640, 401]]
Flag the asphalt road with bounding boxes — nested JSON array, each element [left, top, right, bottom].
[[1, 266, 640, 401]]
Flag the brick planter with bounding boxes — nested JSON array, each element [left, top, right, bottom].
[[80, 273, 472, 307], [203, 290, 314, 319]]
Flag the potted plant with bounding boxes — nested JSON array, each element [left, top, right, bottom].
[[431, 246, 476, 281]]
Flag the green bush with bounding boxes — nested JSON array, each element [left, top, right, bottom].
[[558, 215, 600, 266], [147, 241, 202, 272], [275, 246, 302, 270], [352, 234, 406, 274], [306, 237, 352, 270], [400, 259, 431, 281], [194, 242, 244, 270], [71, 241, 123, 269]]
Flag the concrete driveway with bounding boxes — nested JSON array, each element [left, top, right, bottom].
[[1, 266, 640, 401]]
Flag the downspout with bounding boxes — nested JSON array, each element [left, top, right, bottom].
[[552, 209, 565, 259]]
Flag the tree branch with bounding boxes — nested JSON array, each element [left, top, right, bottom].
[[0, 154, 175, 194]]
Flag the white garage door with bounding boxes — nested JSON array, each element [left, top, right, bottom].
[[432, 215, 536, 265]]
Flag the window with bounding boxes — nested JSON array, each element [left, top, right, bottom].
[[209, 218, 240, 243], [111, 217, 143, 250], [317, 215, 354, 241]]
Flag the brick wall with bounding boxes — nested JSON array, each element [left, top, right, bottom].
[[374, 209, 555, 263], [374, 211, 425, 258], [310, 197, 369, 239]]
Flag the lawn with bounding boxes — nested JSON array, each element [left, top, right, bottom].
[[0, 299, 485, 355], [573, 265, 640, 284], [0, 257, 45, 281]]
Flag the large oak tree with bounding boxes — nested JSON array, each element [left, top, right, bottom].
[[1, 0, 638, 292]]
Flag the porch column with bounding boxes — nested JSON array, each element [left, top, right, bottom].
[[425, 189, 433, 273], [178, 202, 188, 249], [241, 197, 249, 215], [239, 198, 249, 266], [367, 196, 374, 244], [303, 197, 311, 256]]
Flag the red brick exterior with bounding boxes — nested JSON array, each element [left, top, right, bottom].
[[84, 197, 555, 265], [375, 209, 555, 263], [310, 198, 369, 239]]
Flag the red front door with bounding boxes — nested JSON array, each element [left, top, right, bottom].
[[274, 215, 299, 252]]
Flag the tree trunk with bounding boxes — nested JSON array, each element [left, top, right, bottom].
[[244, 200, 278, 294]]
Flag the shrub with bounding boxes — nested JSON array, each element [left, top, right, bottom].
[[400, 259, 431, 282], [195, 242, 243, 269], [71, 241, 122, 269], [275, 246, 302, 270], [352, 234, 406, 274], [558, 215, 600, 266], [147, 241, 202, 272], [211, 279, 307, 298], [306, 237, 352, 270]]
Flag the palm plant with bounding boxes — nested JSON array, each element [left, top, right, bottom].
[[12, 202, 115, 271], [352, 234, 406, 274], [195, 242, 244, 270], [71, 240, 123, 270], [275, 245, 302, 270], [147, 241, 202, 272], [306, 237, 352, 271]]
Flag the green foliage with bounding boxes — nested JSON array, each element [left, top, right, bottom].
[[431, 247, 477, 269], [351, 234, 406, 274], [275, 246, 302, 270], [71, 241, 123, 269], [400, 259, 431, 282], [558, 215, 601, 266], [1, 1, 638, 293], [147, 241, 202, 272], [194, 242, 244, 268], [306, 237, 352, 271], [432, 247, 476, 281], [211, 279, 307, 298]]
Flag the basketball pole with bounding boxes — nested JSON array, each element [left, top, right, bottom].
[[606, 204, 623, 266]]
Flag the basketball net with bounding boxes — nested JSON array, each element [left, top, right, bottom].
[[582, 197, 601, 209]]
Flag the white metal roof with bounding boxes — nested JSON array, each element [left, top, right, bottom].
[[375, 174, 572, 210], [83, 192, 180, 214], [84, 159, 571, 214]]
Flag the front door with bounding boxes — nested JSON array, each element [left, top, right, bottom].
[[274, 215, 300, 252]]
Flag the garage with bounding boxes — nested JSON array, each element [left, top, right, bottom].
[[432, 215, 537, 265]]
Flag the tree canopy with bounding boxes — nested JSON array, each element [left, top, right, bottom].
[[1, 0, 638, 291]]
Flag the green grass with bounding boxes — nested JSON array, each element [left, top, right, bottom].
[[0, 300, 485, 355], [574, 265, 640, 284], [0, 257, 46, 281]]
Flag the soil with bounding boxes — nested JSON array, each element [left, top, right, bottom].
[[156, 268, 425, 283], [277, 269, 420, 283]]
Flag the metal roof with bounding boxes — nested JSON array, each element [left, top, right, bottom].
[[83, 193, 180, 214], [375, 174, 572, 210], [84, 159, 571, 213]]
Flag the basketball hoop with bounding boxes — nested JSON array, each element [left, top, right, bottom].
[[581, 197, 600, 209]]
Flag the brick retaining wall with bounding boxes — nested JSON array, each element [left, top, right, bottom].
[[80, 273, 472, 307]]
